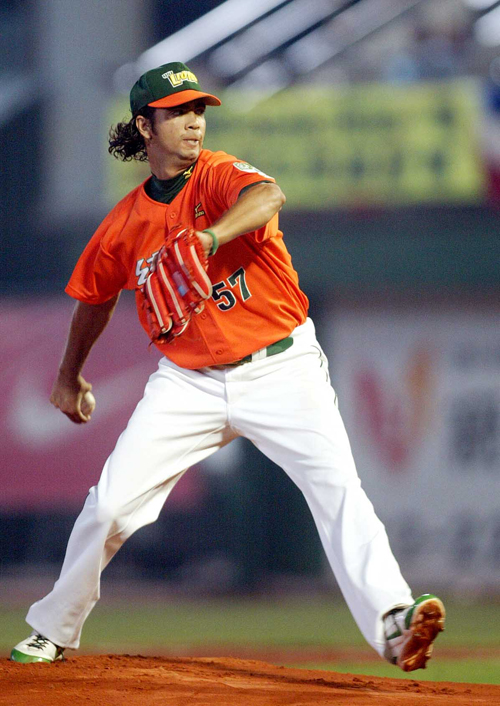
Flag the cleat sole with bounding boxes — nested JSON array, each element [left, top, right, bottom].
[[10, 647, 64, 664], [397, 597, 445, 672]]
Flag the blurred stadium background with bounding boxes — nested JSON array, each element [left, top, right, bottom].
[[1, 0, 500, 683]]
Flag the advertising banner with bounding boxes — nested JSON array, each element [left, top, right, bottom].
[[105, 79, 485, 208], [0, 297, 203, 510], [325, 307, 500, 587]]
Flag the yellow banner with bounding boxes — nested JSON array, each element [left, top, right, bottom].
[[104, 80, 485, 208]]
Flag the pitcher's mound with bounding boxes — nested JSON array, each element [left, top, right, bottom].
[[3, 654, 498, 705]]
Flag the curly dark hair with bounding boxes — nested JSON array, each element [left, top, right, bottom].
[[108, 106, 157, 162]]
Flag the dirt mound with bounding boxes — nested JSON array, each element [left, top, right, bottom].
[[2, 654, 497, 705]]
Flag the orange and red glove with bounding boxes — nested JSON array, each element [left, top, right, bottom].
[[141, 227, 213, 343]]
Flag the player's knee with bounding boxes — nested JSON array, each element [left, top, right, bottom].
[[88, 487, 126, 527], [95, 500, 119, 525]]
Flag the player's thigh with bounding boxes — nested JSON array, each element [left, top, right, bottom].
[[237, 343, 358, 488], [238, 350, 382, 544], [100, 358, 232, 500]]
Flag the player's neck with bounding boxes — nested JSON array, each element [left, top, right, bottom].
[[146, 166, 194, 204], [148, 154, 197, 181]]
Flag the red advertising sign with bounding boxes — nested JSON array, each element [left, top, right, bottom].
[[0, 296, 201, 509]]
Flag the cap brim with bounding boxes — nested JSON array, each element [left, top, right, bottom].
[[148, 89, 221, 108]]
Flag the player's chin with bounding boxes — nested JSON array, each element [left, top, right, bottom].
[[181, 141, 201, 158]]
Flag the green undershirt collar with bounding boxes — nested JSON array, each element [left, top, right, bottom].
[[145, 163, 195, 204]]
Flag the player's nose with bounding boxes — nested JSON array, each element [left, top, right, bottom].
[[185, 111, 202, 129]]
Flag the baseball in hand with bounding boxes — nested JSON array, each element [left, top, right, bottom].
[[81, 391, 96, 416]]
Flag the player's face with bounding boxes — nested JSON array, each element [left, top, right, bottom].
[[146, 100, 207, 169]]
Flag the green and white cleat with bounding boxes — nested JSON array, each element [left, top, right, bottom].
[[384, 594, 445, 672], [11, 632, 65, 663]]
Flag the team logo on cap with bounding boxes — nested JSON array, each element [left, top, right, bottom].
[[162, 69, 198, 87]]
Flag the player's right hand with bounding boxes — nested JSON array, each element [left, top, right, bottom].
[[50, 373, 93, 425]]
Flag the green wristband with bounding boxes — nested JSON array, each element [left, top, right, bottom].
[[203, 229, 219, 256]]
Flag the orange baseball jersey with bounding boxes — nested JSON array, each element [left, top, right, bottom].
[[66, 149, 309, 369]]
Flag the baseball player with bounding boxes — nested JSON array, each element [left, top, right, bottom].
[[11, 62, 445, 669]]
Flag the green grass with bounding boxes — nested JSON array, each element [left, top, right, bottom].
[[2, 595, 500, 684], [0, 597, 361, 650], [296, 659, 500, 685]]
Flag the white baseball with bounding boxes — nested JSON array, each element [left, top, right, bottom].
[[81, 391, 96, 416]]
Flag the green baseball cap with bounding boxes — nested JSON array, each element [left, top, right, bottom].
[[130, 61, 221, 115]]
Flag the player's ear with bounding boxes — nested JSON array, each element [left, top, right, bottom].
[[136, 114, 153, 140]]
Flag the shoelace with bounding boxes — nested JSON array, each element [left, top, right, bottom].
[[27, 635, 52, 651]]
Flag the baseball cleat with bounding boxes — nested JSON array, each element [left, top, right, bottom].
[[10, 632, 65, 663], [384, 594, 445, 672]]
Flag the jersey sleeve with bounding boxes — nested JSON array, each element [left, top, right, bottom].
[[208, 156, 276, 208], [65, 212, 129, 304], [207, 155, 279, 243]]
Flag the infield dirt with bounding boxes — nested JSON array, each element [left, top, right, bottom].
[[2, 654, 499, 705]]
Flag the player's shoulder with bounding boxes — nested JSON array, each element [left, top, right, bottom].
[[198, 148, 238, 168], [100, 179, 150, 223], [197, 149, 274, 180], [111, 180, 148, 212], [94, 180, 149, 242]]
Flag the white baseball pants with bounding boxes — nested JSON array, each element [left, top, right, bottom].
[[27, 318, 413, 654]]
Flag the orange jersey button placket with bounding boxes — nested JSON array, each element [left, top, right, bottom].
[[195, 306, 238, 365]]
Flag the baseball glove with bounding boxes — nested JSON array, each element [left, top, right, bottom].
[[141, 227, 212, 343]]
